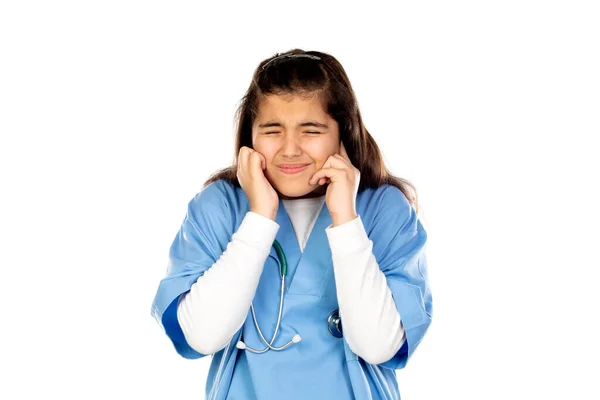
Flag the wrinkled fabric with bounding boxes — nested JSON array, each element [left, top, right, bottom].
[[151, 179, 432, 399]]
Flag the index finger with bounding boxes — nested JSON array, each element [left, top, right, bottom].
[[339, 140, 350, 160]]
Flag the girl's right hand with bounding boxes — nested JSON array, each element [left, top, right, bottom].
[[236, 146, 279, 221]]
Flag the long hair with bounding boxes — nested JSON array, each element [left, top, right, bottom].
[[203, 48, 420, 213]]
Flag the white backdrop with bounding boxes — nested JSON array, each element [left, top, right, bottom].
[[1, 1, 599, 399]]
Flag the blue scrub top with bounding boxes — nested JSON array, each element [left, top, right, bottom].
[[151, 179, 432, 400]]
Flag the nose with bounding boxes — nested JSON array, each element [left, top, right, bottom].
[[280, 133, 302, 158]]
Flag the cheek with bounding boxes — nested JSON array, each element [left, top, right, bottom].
[[307, 142, 336, 164], [252, 141, 274, 160]]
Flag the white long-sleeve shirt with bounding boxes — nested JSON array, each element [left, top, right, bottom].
[[177, 196, 406, 365]]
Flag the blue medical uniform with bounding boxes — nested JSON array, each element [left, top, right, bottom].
[[151, 179, 432, 400]]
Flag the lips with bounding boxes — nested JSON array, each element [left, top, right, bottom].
[[278, 164, 310, 174]]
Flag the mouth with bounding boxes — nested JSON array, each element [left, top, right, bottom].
[[278, 164, 310, 175]]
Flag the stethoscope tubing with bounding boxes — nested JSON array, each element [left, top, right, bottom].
[[245, 276, 288, 353], [238, 240, 301, 353], [238, 239, 341, 353]]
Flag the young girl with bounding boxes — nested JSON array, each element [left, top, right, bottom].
[[151, 49, 432, 400]]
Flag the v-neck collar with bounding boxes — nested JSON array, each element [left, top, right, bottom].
[[268, 197, 332, 295]]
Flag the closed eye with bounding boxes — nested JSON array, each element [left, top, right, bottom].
[[264, 131, 322, 135]]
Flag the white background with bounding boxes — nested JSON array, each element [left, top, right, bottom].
[[1, 1, 599, 399]]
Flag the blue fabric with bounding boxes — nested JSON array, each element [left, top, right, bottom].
[[150, 179, 433, 399]]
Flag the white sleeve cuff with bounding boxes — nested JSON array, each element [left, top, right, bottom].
[[325, 216, 370, 257], [233, 211, 280, 247]]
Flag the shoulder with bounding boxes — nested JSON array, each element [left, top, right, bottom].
[[358, 184, 426, 242], [359, 183, 409, 203], [187, 179, 241, 225], [191, 179, 236, 203], [358, 184, 413, 219]]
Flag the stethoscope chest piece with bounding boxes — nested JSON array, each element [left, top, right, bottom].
[[327, 308, 343, 338]]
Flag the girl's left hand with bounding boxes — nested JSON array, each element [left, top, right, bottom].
[[309, 141, 360, 226]]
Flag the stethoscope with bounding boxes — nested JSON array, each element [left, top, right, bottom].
[[236, 239, 343, 353]]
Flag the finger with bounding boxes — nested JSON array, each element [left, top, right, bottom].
[[238, 147, 249, 171], [328, 154, 351, 170], [240, 147, 265, 170], [249, 151, 264, 173], [254, 150, 266, 170], [324, 154, 348, 168], [237, 147, 251, 183], [339, 141, 350, 161], [333, 154, 349, 164], [309, 167, 340, 184], [309, 155, 344, 183]]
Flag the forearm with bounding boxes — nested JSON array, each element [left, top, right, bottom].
[[326, 216, 406, 365], [177, 211, 279, 354]]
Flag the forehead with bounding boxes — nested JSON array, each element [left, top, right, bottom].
[[254, 93, 329, 125]]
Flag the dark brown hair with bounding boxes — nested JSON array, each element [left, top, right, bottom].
[[203, 48, 420, 212]]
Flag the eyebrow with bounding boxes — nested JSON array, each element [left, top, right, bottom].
[[257, 121, 329, 129]]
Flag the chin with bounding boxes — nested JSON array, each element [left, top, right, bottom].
[[273, 181, 320, 199]]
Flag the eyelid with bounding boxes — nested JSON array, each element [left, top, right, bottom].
[[263, 131, 322, 135]]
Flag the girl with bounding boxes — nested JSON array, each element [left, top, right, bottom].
[[151, 49, 432, 400]]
